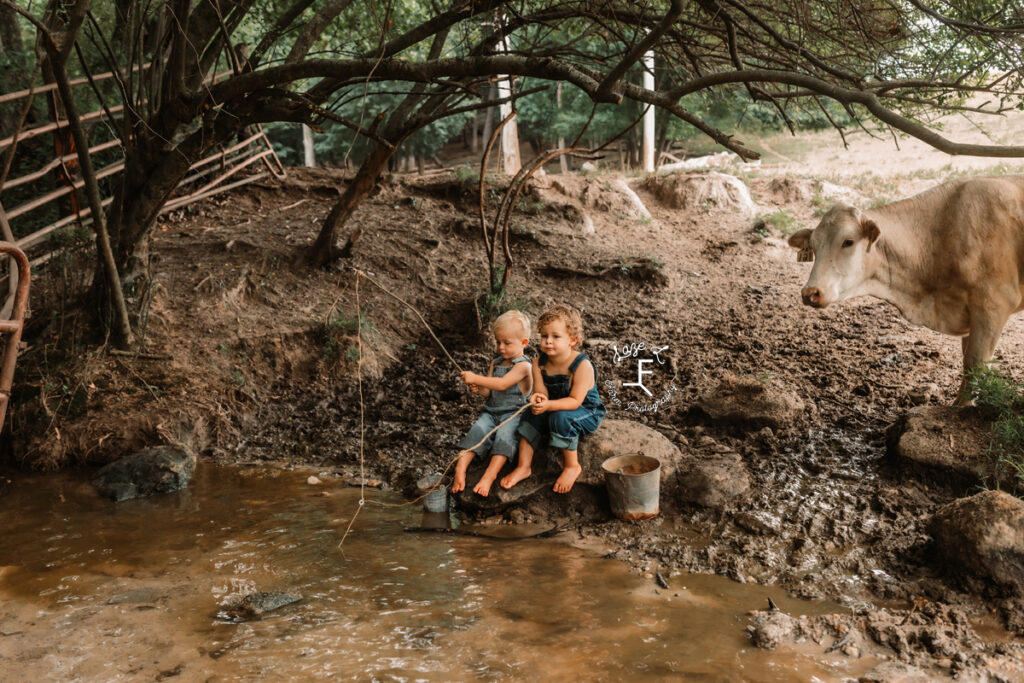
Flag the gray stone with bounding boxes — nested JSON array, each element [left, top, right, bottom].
[[929, 490, 1024, 595], [696, 374, 805, 430], [92, 445, 196, 502], [226, 591, 302, 620], [746, 610, 799, 649], [678, 454, 750, 509]]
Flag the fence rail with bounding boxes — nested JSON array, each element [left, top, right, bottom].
[[0, 64, 286, 268]]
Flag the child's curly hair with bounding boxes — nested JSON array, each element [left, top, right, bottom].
[[537, 304, 584, 350]]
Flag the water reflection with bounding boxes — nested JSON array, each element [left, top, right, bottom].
[[0, 466, 878, 681]]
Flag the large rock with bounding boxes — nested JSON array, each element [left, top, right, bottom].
[[929, 490, 1024, 596], [696, 374, 805, 430], [640, 171, 755, 216], [576, 419, 684, 486], [92, 445, 196, 502], [677, 453, 751, 509], [888, 406, 997, 488], [453, 419, 682, 512]]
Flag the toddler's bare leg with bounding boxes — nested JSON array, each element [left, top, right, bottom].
[[500, 437, 533, 490], [552, 449, 582, 494], [452, 450, 475, 493], [473, 455, 508, 497]]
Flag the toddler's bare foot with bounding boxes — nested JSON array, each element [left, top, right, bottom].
[[552, 464, 582, 493], [473, 475, 497, 497], [452, 451, 473, 493], [500, 466, 531, 490]]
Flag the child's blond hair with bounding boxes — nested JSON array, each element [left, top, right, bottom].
[[537, 304, 584, 350], [493, 309, 531, 340]]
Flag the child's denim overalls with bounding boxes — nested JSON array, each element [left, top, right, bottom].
[[517, 351, 605, 451], [458, 355, 530, 458]]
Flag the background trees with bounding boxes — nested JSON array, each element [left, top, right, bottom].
[[3, 0, 1024, 344]]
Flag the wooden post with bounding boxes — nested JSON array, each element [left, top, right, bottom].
[[302, 124, 315, 167], [642, 49, 655, 173]]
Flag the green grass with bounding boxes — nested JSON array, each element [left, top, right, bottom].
[[966, 364, 1024, 495], [753, 209, 800, 237], [322, 310, 373, 359], [453, 164, 477, 183]]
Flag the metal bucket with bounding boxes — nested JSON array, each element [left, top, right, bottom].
[[601, 453, 660, 520], [416, 473, 448, 513]]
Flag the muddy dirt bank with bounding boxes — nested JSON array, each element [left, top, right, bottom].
[[9, 162, 1024, 679]]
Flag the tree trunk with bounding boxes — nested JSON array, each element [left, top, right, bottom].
[[302, 124, 316, 167], [470, 110, 479, 153], [0, 5, 27, 136], [307, 141, 394, 268], [481, 83, 495, 164], [557, 81, 567, 174], [497, 76, 520, 174]]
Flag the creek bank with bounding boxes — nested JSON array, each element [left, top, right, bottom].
[[746, 603, 1024, 680], [15, 165, 1024, 677]]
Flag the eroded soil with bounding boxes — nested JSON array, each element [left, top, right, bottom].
[[9, 133, 1024, 678]]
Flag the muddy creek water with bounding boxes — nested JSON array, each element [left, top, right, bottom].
[[0, 466, 881, 681]]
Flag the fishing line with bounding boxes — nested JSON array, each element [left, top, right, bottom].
[[339, 270, 531, 547]]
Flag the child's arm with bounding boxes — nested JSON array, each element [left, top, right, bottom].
[[528, 358, 550, 413], [462, 361, 494, 397], [537, 359, 595, 413], [461, 361, 530, 392]]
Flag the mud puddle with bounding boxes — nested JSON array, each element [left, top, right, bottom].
[[0, 465, 887, 681]]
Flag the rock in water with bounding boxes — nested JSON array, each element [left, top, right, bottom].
[[92, 445, 196, 502], [929, 490, 1024, 595], [226, 591, 302, 620], [746, 610, 799, 649]]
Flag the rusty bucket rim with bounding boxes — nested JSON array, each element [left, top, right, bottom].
[[600, 452, 661, 476]]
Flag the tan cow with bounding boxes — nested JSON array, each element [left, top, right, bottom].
[[788, 176, 1024, 404]]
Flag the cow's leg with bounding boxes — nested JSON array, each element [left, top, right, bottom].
[[957, 314, 1009, 405]]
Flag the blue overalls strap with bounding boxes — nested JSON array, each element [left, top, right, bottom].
[[570, 352, 598, 384]]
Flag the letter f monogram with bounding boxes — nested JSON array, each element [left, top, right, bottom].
[[623, 358, 654, 397]]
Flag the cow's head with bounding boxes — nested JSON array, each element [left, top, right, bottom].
[[788, 203, 880, 308]]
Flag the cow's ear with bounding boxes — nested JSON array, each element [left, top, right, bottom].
[[788, 228, 812, 250], [861, 218, 880, 250]]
